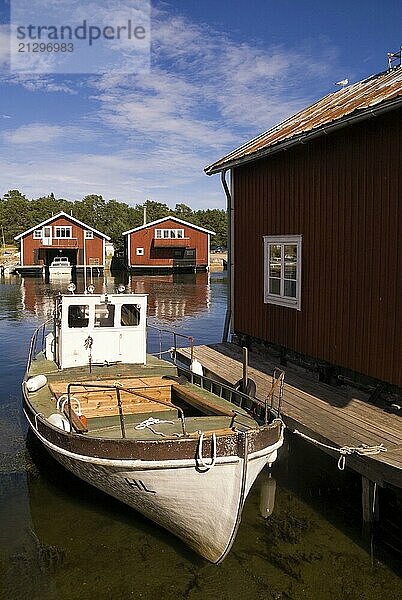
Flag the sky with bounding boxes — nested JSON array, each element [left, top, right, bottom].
[[0, 0, 401, 210]]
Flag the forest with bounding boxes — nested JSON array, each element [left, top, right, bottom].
[[0, 190, 227, 254]]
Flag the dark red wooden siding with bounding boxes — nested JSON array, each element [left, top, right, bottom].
[[233, 108, 402, 387]]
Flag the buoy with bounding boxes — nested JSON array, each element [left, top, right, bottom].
[[26, 375, 47, 392], [259, 471, 277, 518], [47, 413, 71, 432]]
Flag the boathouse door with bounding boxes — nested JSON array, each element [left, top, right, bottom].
[[42, 226, 52, 246]]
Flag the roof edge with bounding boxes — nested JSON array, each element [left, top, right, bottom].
[[205, 94, 402, 175], [14, 211, 111, 240], [122, 216, 215, 236]]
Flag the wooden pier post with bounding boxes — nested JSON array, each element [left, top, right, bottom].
[[362, 477, 379, 523]]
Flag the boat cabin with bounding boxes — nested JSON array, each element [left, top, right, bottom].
[[47, 291, 147, 369]]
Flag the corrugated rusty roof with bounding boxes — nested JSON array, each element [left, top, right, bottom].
[[205, 67, 402, 174]]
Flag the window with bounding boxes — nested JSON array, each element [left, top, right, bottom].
[[84, 230, 93, 239], [155, 228, 185, 239], [263, 235, 301, 310], [136, 247, 144, 256], [68, 305, 89, 328], [54, 226, 72, 239], [121, 304, 141, 326], [33, 230, 42, 239], [89, 258, 100, 265], [94, 304, 115, 327]]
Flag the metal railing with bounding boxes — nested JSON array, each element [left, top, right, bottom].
[[147, 324, 194, 364], [177, 364, 285, 424], [25, 319, 53, 377], [65, 381, 187, 438]]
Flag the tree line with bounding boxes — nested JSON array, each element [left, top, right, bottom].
[[0, 190, 227, 254]]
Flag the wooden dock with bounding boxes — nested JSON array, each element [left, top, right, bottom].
[[177, 343, 402, 517]]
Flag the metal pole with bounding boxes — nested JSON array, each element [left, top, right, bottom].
[[116, 387, 126, 438], [242, 346, 248, 391], [83, 236, 87, 292]]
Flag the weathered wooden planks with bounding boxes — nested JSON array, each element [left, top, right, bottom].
[[177, 343, 402, 489], [49, 377, 175, 418]]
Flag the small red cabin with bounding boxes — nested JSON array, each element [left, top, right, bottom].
[[14, 212, 110, 273], [123, 217, 215, 272]]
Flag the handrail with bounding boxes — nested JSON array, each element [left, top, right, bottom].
[[147, 324, 194, 363], [25, 319, 53, 378], [177, 364, 285, 424]]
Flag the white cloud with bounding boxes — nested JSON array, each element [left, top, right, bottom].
[[0, 6, 342, 209], [3, 123, 96, 144], [0, 25, 9, 69]]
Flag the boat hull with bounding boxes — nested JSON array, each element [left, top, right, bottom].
[[23, 394, 283, 562]]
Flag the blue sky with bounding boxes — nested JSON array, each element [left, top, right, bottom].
[[0, 0, 401, 209]]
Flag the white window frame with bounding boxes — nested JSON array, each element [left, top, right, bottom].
[[33, 229, 42, 239], [54, 226, 72, 239], [136, 247, 144, 256], [263, 235, 302, 310], [84, 230, 93, 239], [155, 228, 185, 239]]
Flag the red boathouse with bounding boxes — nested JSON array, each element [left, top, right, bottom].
[[123, 217, 215, 272], [14, 212, 110, 274], [205, 65, 402, 393]]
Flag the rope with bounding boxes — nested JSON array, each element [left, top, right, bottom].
[[197, 432, 217, 471], [134, 417, 181, 437], [292, 429, 387, 471]]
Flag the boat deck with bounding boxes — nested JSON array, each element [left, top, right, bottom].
[[176, 343, 402, 490], [26, 352, 259, 439]]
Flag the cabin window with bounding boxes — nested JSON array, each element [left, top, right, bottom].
[[136, 247, 144, 256], [121, 304, 141, 326], [54, 226, 72, 239], [94, 304, 115, 327], [33, 229, 42, 239], [263, 235, 301, 310], [68, 305, 89, 328], [84, 230, 93, 239]]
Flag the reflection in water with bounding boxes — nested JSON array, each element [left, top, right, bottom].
[[18, 272, 212, 324], [0, 273, 401, 599]]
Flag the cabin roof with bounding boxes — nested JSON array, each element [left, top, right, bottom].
[[14, 211, 111, 240], [205, 66, 402, 174], [122, 216, 215, 236]]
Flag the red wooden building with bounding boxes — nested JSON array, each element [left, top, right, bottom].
[[123, 217, 215, 272], [205, 65, 402, 393], [14, 211, 110, 273]]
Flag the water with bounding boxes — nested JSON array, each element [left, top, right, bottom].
[[0, 273, 400, 600]]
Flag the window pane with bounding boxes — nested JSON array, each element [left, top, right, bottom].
[[94, 304, 115, 327], [284, 263, 297, 279], [177, 230, 183, 238], [269, 244, 281, 278], [284, 280, 296, 298], [163, 230, 169, 238], [121, 304, 141, 326], [171, 230, 176, 238], [68, 305, 89, 328], [269, 278, 280, 295]]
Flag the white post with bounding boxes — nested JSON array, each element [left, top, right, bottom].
[[83, 235, 87, 292]]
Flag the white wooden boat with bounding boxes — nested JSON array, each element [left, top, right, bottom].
[[22, 285, 285, 563], [48, 256, 72, 276]]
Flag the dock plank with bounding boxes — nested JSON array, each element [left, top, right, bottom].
[[177, 343, 402, 489]]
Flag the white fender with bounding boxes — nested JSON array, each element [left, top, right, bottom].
[[26, 375, 47, 392], [190, 359, 204, 376], [47, 413, 71, 432]]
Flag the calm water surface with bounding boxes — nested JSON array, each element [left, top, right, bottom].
[[0, 273, 400, 600]]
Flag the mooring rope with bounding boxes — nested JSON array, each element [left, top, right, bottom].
[[135, 416, 181, 437], [292, 429, 387, 470]]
